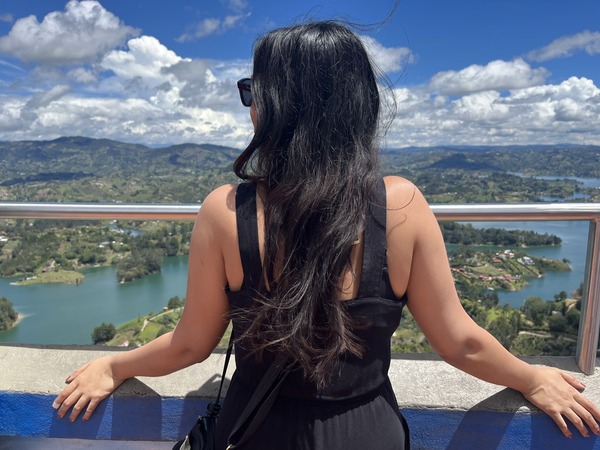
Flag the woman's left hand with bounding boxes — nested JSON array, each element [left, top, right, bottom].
[[53, 355, 125, 422], [522, 365, 600, 438]]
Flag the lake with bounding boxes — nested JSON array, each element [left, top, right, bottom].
[[2, 174, 599, 345], [466, 220, 589, 306], [0, 255, 188, 345], [1, 219, 592, 345]]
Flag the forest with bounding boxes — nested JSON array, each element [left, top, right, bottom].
[[1, 138, 598, 356]]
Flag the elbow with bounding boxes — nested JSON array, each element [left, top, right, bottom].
[[432, 335, 484, 369]]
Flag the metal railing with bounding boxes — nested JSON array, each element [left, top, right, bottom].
[[1, 201, 599, 374]]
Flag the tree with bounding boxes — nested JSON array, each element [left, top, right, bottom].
[[554, 291, 568, 302], [522, 296, 550, 327], [92, 322, 116, 344], [0, 297, 18, 331], [167, 296, 184, 309], [487, 315, 518, 349], [548, 314, 568, 334]]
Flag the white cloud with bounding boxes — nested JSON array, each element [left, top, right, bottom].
[[0, 0, 138, 65], [429, 58, 549, 96], [528, 30, 600, 62], [20, 84, 71, 122], [0, 3, 598, 150], [0, 13, 13, 23], [177, 14, 250, 42], [67, 67, 97, 84], [0, 89, 254, 147], [225, 0, 249, 14], [101, 36, 183, 89], [360, 36, 413, 74], [384, 76, 600, 148]]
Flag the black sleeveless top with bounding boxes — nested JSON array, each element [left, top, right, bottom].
[[215, 180, 410, 449]]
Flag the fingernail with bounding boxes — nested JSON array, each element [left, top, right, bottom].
[[52, 400, 60, 410]]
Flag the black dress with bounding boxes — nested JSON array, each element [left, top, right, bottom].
[[214, 181, 410, 449]]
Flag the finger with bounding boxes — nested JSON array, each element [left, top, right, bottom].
[[68, 395, 91, 422], [56, 388, 81, 419], [560, 371, 586, 391], [82, 398, 101, 422], [573, 399, 600, 435], [53, 381, 77, 412], [548, 411, 573, 439], [65, 363, 90, 383], [563, 408, 590, 437], [578, 395, 600, 424]]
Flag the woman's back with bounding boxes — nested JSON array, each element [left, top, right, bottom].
[[214, 176, 421, 304], [213, 179, 412, 449]]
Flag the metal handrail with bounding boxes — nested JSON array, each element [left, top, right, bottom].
[[1, 201, 599, 374]]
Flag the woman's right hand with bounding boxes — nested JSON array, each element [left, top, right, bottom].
[[53, 355, 125, 422], [522, 365, 600, 438]]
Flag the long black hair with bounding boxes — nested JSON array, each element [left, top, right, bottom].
[[233, 21, 382, 389]]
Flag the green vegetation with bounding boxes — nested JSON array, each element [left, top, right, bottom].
[[2, 137, 598, 355], [441, 222, 561, 246], [92, 322, 116, 344], [101, 296, 236, 349], [117, 248, 163, 283], [0, 219, 193, 284], [392, 291, 580, 357], [0, 297, 18, 331], [106, 296, 185, 347]]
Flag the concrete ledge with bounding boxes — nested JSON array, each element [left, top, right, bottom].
[[1, 345, 600, 449]]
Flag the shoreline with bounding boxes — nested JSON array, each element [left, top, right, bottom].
[[0, 312, 24, 333], [8, 270, 86, 286]]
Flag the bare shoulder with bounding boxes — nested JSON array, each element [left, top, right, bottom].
[[383, 175, 431, 219], [200, 184, 237, 211], [192, 184, 238, 240]]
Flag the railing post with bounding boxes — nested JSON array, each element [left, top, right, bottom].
[[576, 218, 600, 375]]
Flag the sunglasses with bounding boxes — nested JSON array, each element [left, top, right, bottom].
[[237, 78, 252, 107]]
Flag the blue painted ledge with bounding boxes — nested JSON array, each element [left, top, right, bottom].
[[1, 345, 599, 449]]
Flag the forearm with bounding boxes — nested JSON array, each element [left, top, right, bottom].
[[108, 330, 201, 380], [441, 325, 536, 394]]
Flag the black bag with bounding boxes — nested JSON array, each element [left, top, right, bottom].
[[173, 334, 287, 450], [172, 401, 220, 450]]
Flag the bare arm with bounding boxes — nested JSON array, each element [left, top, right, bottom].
[[386, 176, 600, 438], [53, 185, 235, 422]]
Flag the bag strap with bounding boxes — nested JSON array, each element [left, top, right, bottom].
[[226, 357, 288, 449], [214, 331, 234, 407]]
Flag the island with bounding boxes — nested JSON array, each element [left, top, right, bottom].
[[0, 297, 19, 331]]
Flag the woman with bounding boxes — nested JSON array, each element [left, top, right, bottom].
[[54, 21, 600, 448]]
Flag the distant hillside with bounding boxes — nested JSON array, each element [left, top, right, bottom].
[[382, 144, 600, 177], [2, 138, 599, 182], [1, 138, 598, 204], [0, 136, 241, 183], [427, 153, 498, 171]]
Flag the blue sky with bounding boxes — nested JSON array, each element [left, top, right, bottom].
[[0, 0, 599, 148]]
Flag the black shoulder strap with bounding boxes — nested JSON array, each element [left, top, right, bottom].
[[226, 358, 287, 449], [214, 333, 234, 406], [235, 182, 262, 290], [227, 182, 287, 448], [357, 178, 387, 298]]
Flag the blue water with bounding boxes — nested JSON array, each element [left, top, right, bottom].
[[2, 173, 599, 344], [0, 256, 188, 345], [465, 221, 590, 307], [0, 219, 592, 344]]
